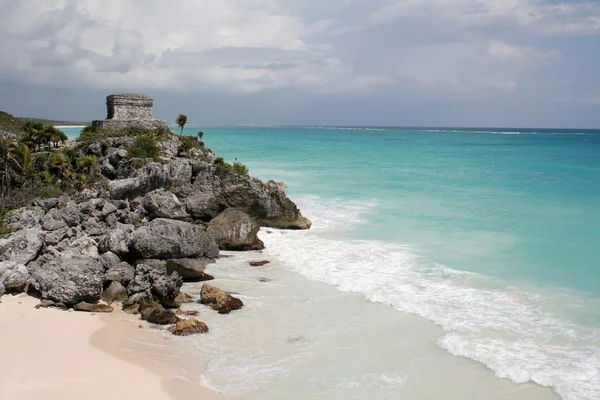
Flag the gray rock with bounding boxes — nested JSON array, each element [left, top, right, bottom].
[[99, 252, 121, 270], [206, 208, 264, 251], [184, 166, 311, 229], [102, 281, 128, 303], [6, 207, 45, 229], [127, 263, 182, 308], [33, 198, 60, 209], [81, 217, 106, 237], [0, 228, 43, 264], [101, 202, 118, 217], [101, 226, 130, 256], [128, 218, 219, 260], [165, 258, 215, 282], [27, 256, 104, 305], [40, 204, 81, 231], [44, 227, 70, 246], [88, 142, 103, 156], [52, 234, 99, 259], [0, 282, 5, 297], [141, 189, 189, 220], [105, 262, 135, 284], [0, 262, 28, 292]]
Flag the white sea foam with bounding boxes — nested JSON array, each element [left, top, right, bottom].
[[260, 196, 600, 400]]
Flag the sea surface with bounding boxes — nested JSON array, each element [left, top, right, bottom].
[[62, 125, 600, 400]]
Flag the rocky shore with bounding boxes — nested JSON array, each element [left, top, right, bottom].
[[0, 129, 311, 336]]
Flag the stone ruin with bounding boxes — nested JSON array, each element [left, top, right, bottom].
[[92, 94, 168, 131]]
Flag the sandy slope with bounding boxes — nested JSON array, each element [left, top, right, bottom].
[[0, 294, 222, 400]]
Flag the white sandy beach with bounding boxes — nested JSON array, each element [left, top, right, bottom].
[[0, 294, 222, 400]]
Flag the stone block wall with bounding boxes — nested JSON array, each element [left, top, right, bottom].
[[107, 94, 154, 120]]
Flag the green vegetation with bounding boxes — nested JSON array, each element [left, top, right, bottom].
[[0, 111, 25, 135], [176, 114, 187, 135], [128, 135, 161, 160], [0, 122, 106, 209], [214, 156, 249, 177], [78, 125, 172, 146], [0, 208, 19, 238]]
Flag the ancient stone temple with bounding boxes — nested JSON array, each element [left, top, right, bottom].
[[92, 94, 168, 130]]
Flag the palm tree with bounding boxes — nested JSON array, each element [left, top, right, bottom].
[[0, 137, 20, 195], [176, 114, 188, 135], [22, 121, 47, 152], [78, 155, 99, 175], [11, 144, 34, 185], [50, 129, 68, 148]]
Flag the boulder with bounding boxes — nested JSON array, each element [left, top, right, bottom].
[[88, 142, 103, 156], [0, 282, 4, 297], [140, 305, 178, 325], [127, 263, 182, 308], [162, 292, 188, 309], [176, 309, 199, 316], [123, 303, 140, 314], [184, 166, 311, 229], [169, 318, 209, 336], [74, 302, 114, 313], [6, 207, 45, 229], [40, 204, 81, 231], [105, 262, 135, 285], [128, 219, 219, 260], [142, 189, 189, 220], [249, 260, 270, 267], [101, 225, 133, 256], [200, 284, 244, 314], [102, 281, 128, 303], [44, 227, 70, 246], [0, 262, 28, 292], [206, 208, 264, 251], [0, 228, 43, 264], [27, 255, 104, 305], [99, 252, 121, 270], [165, 258, 214, 282]]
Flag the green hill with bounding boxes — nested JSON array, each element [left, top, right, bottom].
[[0, 111, 25, 136]]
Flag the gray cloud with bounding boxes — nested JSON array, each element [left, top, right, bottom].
[[0, 0, 598, 127]]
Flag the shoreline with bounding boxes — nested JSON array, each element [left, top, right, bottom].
[[0, 294, 223, 400]]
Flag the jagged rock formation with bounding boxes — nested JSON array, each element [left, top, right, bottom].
[[92, 94, 168, 131], [0, 100, 311, 336]]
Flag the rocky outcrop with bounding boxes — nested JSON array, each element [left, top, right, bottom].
[[128, 218, 219, 260], [27, 255, 104, 305], [200, 284, 243, 314], [184, 167, 311, 229], [169, 318, 208, 336], [206, 208, 264, 251]]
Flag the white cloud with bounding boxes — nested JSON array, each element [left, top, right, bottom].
[[0, 0, 387, 93], [0, 0, 592, 99], [488, 41, 562, 65]]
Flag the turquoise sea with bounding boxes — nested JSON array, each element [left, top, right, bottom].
[[62, 125, 600, 399]]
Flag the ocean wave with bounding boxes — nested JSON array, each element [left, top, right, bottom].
[[261, 196, 600, 400]]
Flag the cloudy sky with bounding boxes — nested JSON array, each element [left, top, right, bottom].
[[0, 0, 599, 128]]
